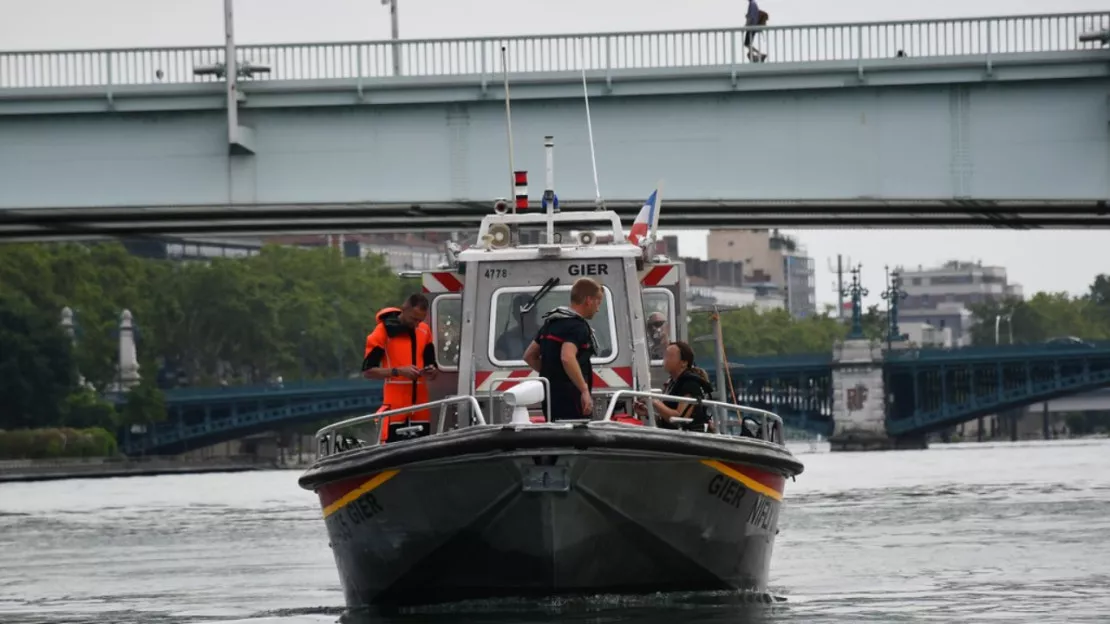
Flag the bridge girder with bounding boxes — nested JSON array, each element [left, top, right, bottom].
[[3, 200, 1110, 242]]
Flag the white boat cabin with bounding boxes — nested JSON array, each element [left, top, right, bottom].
[[421, 209, 688, 427]]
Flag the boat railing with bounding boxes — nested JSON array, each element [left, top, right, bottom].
[[314, 395, 485, 458], [600, 390, 786, 445]]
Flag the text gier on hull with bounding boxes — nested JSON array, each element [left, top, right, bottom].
[[634, 341, 716, 432], [361, 293, 438, 443], [523, 277, 604, 420]]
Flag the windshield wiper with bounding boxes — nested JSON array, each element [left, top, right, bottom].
[[520, 277, 560, 315]]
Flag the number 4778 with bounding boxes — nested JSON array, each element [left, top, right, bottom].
[[485, 268, 508, 279]]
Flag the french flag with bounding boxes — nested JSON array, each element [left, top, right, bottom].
[[627, 185, 662, 247]]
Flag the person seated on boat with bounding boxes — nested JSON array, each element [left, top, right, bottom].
[[361, 293, 438, 443], [494, 296, 541, 361], [634, 341, 715, 432], [646, 311, 669, 360], [523, 278, 604, 421]]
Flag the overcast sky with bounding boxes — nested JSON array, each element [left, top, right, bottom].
[[1, 0, 1107, 305]]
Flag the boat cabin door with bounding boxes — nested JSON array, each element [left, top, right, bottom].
[[640, 262, 687, 390], [422, 270, 465, 404]]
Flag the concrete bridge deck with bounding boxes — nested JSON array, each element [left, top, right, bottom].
[[1, 12, 1109, 239]]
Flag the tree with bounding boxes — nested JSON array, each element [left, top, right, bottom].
[[966, 275, 1110, 346], [121, 379, 167, 427], [0, 291, 79, 430]]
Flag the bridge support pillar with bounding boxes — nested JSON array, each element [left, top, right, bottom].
[[828, 338, 924, 452]]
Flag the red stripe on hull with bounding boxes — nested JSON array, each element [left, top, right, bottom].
[[721, 462, 786, 496], [318, 474, 377, 509]]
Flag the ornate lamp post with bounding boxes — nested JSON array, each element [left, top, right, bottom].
[[881, 265, 909, 349], [840, 264, 868, 339]]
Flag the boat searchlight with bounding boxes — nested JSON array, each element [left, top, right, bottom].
[[503, 380, 546, 425]]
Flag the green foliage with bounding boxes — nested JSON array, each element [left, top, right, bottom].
[[966, 276, 1110, 345], [120, 379, 167, 427], [0, 427, 118, 459], [0, 241, 407, 431], [60, 387, 118, 430], [0, 290, 78, 429], [687, 303, 887, 359]]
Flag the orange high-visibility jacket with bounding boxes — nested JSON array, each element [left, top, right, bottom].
[[364, 307, 435, 440]]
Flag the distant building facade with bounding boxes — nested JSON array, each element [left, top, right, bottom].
[[705, 229, 817, 318], [896, 260, 1024, 345]]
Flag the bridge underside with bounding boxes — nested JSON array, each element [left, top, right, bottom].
[[885, 350, 1110, 437], [122, 392, 381, 456], [3, 199, 1108, 242]]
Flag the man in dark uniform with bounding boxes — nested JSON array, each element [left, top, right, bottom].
[[523, 278, 605, 420]]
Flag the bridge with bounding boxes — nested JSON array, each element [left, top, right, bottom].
[[117, 340, 1110, 455], [2, 11, 1110, 241]]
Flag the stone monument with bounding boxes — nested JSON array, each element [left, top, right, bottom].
[[117, 309, 141, 390], [828, 266, 902, 451]]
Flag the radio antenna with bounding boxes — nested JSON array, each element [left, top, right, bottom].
[[579, 55, 603, 210], [501, 45, 517, 214]]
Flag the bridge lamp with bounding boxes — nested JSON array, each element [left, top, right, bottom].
[[381, 0, 402, 76], [192, 61, 272, 79], [1079, 29, 1109, 45]]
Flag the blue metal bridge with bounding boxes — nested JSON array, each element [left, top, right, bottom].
[[1, 11, 1109, 240], [118, 341, 1110, 455]]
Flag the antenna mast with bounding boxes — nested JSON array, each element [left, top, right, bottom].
[[828, 254, 849, 319], [501, 45, 517, 214], [579, 48, 603, 210]]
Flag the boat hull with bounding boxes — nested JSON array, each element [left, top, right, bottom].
[[300, 424, 802, 609]]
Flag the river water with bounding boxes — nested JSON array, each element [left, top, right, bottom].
[[2, 438, 1109, 624]]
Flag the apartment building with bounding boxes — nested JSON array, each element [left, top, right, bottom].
[[706, 229, 817, 318], [897, 260, 1024, 345]]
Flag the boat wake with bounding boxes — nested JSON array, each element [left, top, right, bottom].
[[340, 589, 787, 622]]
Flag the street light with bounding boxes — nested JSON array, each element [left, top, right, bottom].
[[382, 0, 401, 76], [1079, 29, 1109, 45], [994, 313, 1013, 345]]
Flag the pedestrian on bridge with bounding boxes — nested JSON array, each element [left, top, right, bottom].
[[745, 0, 769, 63], [361, 293, 438, 443]]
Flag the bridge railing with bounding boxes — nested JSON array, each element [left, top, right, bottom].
[[1, 12, 1106, 89]]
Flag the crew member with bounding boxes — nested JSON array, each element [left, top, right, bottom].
[[647, 311, 669, 360], [635, 341, 715, 432], [523, 278, 604, 421], [362, 293, 437, 443]]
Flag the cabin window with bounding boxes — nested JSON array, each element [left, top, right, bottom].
[[432, 294, 462, 371], [643, 288, 675, 364], [488, 285, 618, 366]]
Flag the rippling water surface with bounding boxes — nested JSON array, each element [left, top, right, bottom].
[[2, 438, 1109, 624]]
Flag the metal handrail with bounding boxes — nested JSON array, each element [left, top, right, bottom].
[[601, 389, 785, 444], [315, 395, 484, 457], [1, 12, 1106, 89]]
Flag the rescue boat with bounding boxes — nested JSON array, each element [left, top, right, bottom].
[[298, 138, 804, 611]]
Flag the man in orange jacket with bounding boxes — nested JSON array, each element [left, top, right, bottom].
[[361, 293, 438, 443]]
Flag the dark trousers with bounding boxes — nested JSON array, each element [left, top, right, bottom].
[[543, 382, 591, 421]]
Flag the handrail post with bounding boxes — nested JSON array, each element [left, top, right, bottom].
[[605, 35, 613, 91], [856, 25, 864, 80], [730, 30, 738, 86], [985, 20, 994, 76], [356, 44, 364, 100], [480, 42, 488, 93], [105, 52, 114, 107]]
